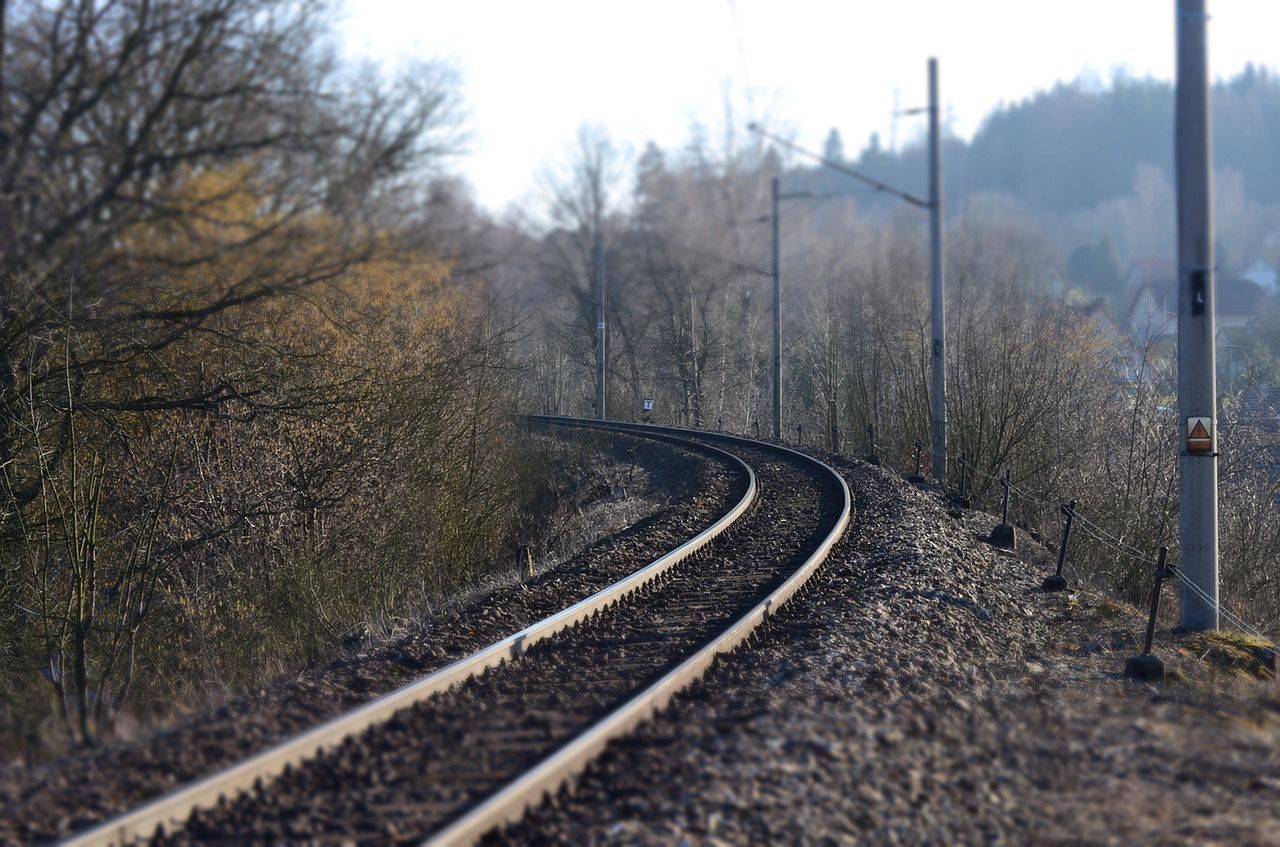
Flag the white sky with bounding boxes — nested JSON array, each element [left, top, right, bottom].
[[339, 1, 1280, 214]]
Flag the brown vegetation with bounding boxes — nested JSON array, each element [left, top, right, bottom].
[[0, 0, 541, 760]]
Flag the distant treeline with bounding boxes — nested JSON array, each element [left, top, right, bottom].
[[806, 65, 1280, 216]]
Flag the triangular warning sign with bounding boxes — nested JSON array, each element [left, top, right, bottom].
[[1187, 417, 1212, 453]]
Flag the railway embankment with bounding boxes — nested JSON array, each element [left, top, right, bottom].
[[6, 432, 1278, 845], [496, 455, 1280, 845], [0, 432, 742, 845]]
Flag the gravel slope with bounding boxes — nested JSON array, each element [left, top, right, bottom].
[[490, 456, 1280, 846]]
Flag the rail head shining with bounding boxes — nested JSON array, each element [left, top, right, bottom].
[[424, 420, 853, 847], [61, 421, 755, 847]]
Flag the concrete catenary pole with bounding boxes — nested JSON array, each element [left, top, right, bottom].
[[771, 175, 782, 441], [928, 57, 947, 483], [594, 228, 607, 421], [1175, 0, 1219, 629]]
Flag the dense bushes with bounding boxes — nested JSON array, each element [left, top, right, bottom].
[[0, 253, 545, 758], [0, 0, 515, 759]]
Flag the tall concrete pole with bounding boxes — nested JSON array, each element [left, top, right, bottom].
[[1175, 0, 1218, 630], [928, 57, 947, 482], [594, 229, 607, 421], [771, 176, 782, 441]]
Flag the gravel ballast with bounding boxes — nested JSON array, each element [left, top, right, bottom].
[[0, 431, 742, 845], [490, 456, 1280, 846], [147, 438, 843, 843]]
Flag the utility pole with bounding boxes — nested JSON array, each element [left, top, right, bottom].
[[1175, 0, 1218, 629], [749, 72, 941, 466], [749, 104, 932, 457], [928, 57, 947, 483], [594, 228, 607, 421], [752, 174, 809, 442], [771, 175, 782, 441]]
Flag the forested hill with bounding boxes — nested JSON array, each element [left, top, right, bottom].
[[808, 65, 1280, 216]]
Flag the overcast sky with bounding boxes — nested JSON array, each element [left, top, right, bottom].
[[339, 1, 1280, 214]]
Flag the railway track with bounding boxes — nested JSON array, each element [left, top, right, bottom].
[[62, 417, 851, 846]]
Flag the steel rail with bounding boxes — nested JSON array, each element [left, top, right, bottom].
[[425, 416, 853, 846], [61, 425, 757, 847]]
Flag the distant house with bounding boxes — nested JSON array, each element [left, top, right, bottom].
[[1080, 298, 1123, 339], [1124, 257, 1268, 352], [1243, 259, 1278, 295], [1077, 298, 1159, 384], [1124, 259, 1179, 363], [1234, 383, 1280, 431]]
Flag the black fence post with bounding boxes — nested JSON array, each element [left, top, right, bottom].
[[1042, 499, 1076, 591], [909, 440, 926, 484], [1000, 470, 1011, 524], [990, 469, 1016, 550], [1125, 547, 1172, 682], [953, 454, 970, 509]]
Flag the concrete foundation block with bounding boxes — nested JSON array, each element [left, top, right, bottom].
[[1041, 573, 1068, 592], [1124, 653, 1165, 682], [990, 522, 1016, 550]]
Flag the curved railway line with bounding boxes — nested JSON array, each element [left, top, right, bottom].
[[61, 417, 852, 846]]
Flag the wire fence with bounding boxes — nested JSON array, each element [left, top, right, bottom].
[[853, 426, 1280, 662]]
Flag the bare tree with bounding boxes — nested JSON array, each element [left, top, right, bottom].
[[0, 0, 483, 752], [534, 125, 624, 415], [0, 0, 463, 506], [0, 0, 460, 276]]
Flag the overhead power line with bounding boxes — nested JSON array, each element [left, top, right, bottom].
[[746, 123, 930, 209], [725, 0, 757, 125]]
